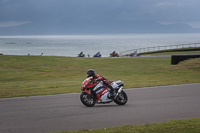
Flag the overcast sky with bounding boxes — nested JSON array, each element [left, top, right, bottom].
[[0, 0, 200, 28]]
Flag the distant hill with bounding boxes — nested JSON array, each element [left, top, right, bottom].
[[0, 20, 200, 35]]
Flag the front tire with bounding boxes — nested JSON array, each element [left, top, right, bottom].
[[114, 91, 128, 105], [80, 92, 96, 107]]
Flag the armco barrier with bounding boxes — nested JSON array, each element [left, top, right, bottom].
[[120, 43, 200, 56], [171, 54, 200, 65]]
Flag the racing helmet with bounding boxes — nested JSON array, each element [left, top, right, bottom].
[[87, 69, 95, 78]]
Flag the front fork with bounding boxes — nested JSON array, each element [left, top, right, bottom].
[[84, 90, 95, 99], [88, 90, 92, 98], [115, 86, 123, 99]]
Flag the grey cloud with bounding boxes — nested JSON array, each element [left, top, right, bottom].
[[1, 0, 199, 22], [1, 0, 200, 34]]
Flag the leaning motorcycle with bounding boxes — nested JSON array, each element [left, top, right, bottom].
[[80, 77, 128, 107], [93, 52, 101, 57]]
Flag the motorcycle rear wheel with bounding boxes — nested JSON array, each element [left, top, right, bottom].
[[80, 92, 96, 107], [114, 91, 128, 105]]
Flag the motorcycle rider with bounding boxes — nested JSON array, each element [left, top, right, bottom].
[[112, 51, 116, 56], [86, 69, 115, 98]]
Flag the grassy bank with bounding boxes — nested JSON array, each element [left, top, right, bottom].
[[59, 118, 200, 133], [0, 55, 200, 98]]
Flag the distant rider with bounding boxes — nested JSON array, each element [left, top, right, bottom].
[[86, 69, 115, 98]]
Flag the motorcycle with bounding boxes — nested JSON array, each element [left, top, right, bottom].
[[80, 77, 128, 107], [110, 51, 119, 57], [93, 52, 101, 58], [130, 51, 139, 57], [78, 51, 85, 57]]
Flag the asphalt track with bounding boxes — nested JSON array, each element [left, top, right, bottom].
[[0, 83, 200, 133]]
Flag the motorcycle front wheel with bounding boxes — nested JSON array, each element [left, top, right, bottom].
[[114, 91, 128, 105], [80, 92, 96, 107]]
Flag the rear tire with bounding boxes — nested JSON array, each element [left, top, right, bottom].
[[80, 92, 96, 107], [114, 91, 128, 105]]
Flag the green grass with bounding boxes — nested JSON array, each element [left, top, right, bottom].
[[0, 55, 200, 98], [58, 118, 200, 133]]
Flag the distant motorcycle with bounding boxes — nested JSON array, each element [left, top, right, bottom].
[[130, 51, 139, 57], [93, 52, 101, 57], [80, 77, 128, 107], [78, 51, 85, 57], [110, 51, 119, 57]]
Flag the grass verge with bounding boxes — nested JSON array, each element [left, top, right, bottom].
[[0, 55, 200, 98], [58, 118, 200, 133]]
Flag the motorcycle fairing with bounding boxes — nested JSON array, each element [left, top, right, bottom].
[[111, 80, 123, 88], [81, 77, 97, 91], [95, 86, 104, 95], [96, 88, 112, 103], [82, 90, 90, 94], [93, 81, 103, 91], [93, 81, 108, 102]]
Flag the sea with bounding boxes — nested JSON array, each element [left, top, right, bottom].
[[0, 33, 200, 57]]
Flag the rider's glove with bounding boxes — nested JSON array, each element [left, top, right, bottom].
[[93, 79, 100, 82]]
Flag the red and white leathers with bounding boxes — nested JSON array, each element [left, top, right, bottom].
[[92, 74, 111, 88]]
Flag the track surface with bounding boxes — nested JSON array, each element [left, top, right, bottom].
[[1, 83, 200, 133]]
